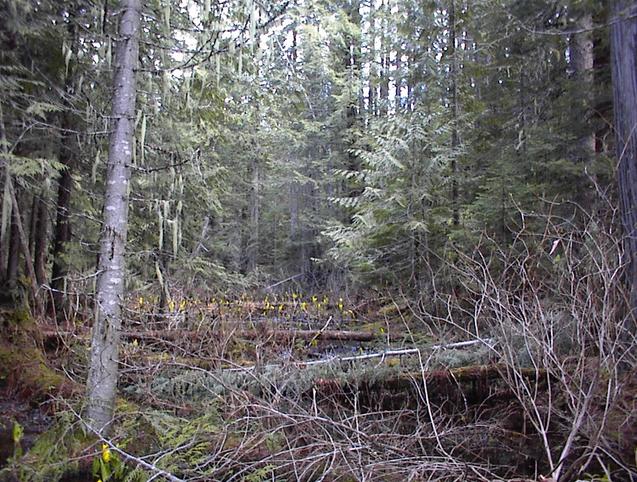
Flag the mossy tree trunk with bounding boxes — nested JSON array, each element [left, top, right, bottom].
[[610, 0, 637, 332], [85, 0, 140, 434], [50, 12, 79, 320], [6, 203, 20, 288], [33, 193, 48, 286]]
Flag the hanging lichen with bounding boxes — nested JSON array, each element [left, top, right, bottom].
[[106, 37, 111, 68], [172, 215, 178, 256], [238, 43, 243, 76], [157, 201, 164, 251], [184, 71, 191, 109], [131, 134, 137, 165], [63, 39, 72, 77], [249, 0, 256, 52], [176, 199, 183, 255], [216, 55, 220, 88], [163, 1, 171, 32], [203, 0, 211, 22], [1, 174, 12, 242], [140, 113, 147, 164]]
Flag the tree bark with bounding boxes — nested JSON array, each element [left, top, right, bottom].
[[570, 12, 595, 158], [85, 0, 140, 434], [610, 0, 637, 330], [28, 194, 38, 257], [9, 182, 43, 314], [6, 204, 19, 288], [192, 214, 211, 257], [379, 0, 389, 116], [368, 1, 377, 117], [50, 14, 79, 319], [246, 155, 260, 273], [50, 161, 73, 317], [0, 189, 6, 285], [449, 0, 459, 227], [33, 193, 48, 286]]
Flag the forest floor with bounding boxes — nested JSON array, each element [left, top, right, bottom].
[[0, 295, 635, 482]]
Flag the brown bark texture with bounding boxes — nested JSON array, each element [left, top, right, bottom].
[[610, 1, 637, 330]]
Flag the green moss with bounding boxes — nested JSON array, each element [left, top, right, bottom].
[[0, 412, 91, 482], [5, 308, 34, 328], [377, 302, 405, 317], [3, 405, 162, 482], [0, 345, 73, 401], [115, 398, 140, 414], [0, 309, 38, 348]]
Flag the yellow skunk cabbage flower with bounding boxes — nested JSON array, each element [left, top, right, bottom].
[[168, 300, 175, 312], [301, 302, 307, 311], [12, 422, 23, 444], [292, 293, 298, 300], [337, 298, 344, 311], [386, 358, 400, 368], [101, 443, 112, 463], [311, 295, 318, 304]]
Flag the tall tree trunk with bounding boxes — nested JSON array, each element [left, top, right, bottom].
[[571, 12, 595, 158], [368, 1, 377, 117], [406, 53, 413, 111], [345, 0, 361, 198], [85, 0, 140, 433], [50, 15, 79, 319], [610, 0, 637, 330], [0, 108, 11, 286], [28, 194, 38, 257], [289, 182, 299, 241], [246, 156, 260, 273], [50, 161, 73, 317], [33, 193, 48, 286], [0, 174, 7, 285], [8, 182, 43, 313], [593, 9, 612, 155], [395, 45, 402, 111], [192, 214, 211, 257], [6, 203, 20, 288], [449, 0, 459, 227], [379, 0, 389, 116]]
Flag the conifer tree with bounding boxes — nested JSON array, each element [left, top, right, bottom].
[[85, 0, 140, 433]]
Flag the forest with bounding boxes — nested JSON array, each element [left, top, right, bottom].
[[0, 0, 636, 481]]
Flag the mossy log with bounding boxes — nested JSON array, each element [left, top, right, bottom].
[[311, 363, 548, 406], [41, 327, 377, 345], [0, 344, 79, 402], [0, 310, 79, 403]]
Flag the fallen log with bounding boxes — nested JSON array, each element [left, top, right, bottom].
[[116, 339, 497, 377], [218, 339, 495, 372], [235, 328, 374, 342], [310, 363, 548, 408], [40, 327, 376, 344]]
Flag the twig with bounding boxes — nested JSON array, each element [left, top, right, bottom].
[[67, 406, 186, 482]]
